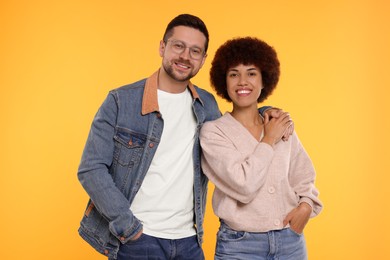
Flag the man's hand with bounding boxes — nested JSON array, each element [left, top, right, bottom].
[[130, 229, 143, 241], [263, 108, 294, 141], [283, 202, 312, 234]]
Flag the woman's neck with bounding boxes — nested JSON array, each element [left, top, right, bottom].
[[231, 106, 263, 141], [230, 106, 263, 127]]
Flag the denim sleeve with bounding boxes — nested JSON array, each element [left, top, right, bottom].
[[258, 106, 273, 116], [77, 92, 142, 243]]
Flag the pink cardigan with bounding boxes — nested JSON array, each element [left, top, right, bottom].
[[200, 113, 322, 232]]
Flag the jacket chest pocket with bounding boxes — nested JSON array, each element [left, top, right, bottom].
[[113, 130, 146, 167]]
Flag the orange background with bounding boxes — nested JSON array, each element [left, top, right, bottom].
[[1, 0, 390, 259]]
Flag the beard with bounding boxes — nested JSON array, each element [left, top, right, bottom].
[[162, 58, 199, 82]]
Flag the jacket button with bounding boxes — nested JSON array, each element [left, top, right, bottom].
[[149, 143, 154, 148], [104, 249, 109, 255]]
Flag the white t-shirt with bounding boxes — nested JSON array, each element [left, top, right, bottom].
[[130, 88, 197, 239]]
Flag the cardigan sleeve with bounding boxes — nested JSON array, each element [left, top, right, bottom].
[[200, 121, 275, 204], [288, 132, 323, 217]]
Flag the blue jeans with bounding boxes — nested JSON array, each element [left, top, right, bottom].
[[215, 221, 307, 260], [115, 234, 204, 260]]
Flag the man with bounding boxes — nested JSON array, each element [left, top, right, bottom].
[[77, 14, 291, 259]]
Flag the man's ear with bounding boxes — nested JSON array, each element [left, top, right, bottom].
[[199, 53, 207, 69], [159, 40, 165, 57]]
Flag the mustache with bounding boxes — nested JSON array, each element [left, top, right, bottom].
[[174, 58, 192, 66]]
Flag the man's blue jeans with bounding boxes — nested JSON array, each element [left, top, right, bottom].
[[215, 221, 307, 260], [116, 234, 204, 260]]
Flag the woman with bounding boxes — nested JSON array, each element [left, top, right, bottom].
[[200, 37, 322, 260]]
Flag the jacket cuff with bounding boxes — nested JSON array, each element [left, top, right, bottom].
[[258, 106, 273, 116], [109, 214, 143, 244]]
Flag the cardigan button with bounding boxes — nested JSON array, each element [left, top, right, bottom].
[[149, 143, 154, 148]]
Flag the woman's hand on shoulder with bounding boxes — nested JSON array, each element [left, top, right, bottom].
[[261, 111, 292, 146]]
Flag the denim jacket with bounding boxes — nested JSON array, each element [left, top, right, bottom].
[[77, 70, 221, 259]]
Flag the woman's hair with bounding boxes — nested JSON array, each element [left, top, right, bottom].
[[210, 37, 280, 103]]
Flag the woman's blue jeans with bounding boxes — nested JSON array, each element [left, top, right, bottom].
[[215, 221, 307, 260]]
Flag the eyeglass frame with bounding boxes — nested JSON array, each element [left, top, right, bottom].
[[164, 39, 206, 60]]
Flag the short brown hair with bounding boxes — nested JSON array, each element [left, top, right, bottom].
[[163, 14, 209, 53]]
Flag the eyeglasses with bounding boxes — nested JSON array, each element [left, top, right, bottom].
[[165, 39, 205, 60]]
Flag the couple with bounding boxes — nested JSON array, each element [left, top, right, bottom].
[[77, 14, 322, 260]]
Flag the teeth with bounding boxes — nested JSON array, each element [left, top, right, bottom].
[[176, 63, 190, 69], [237, 89, 251, 94]]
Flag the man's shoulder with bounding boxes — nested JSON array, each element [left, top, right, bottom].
[[110, 78, 147, 94], [193, 86, 221, 121], [193, 85, 218, 108], [193, 85, 213, 97]]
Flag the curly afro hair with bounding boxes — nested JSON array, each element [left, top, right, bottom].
[[210, 37, 280, 103]]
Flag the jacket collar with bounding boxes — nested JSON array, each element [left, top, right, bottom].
[[141, 69, 202, 115]]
